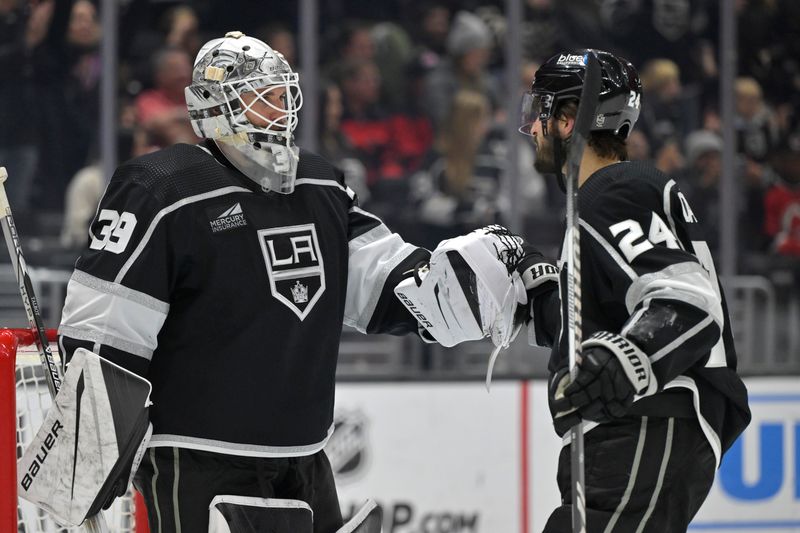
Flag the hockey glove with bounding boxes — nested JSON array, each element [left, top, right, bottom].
[[550, 332, 658, 425], [514, 244, 559, 345]]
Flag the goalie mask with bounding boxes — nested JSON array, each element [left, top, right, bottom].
[[186, 31, 303, 193], [518, 49, 641, 139]]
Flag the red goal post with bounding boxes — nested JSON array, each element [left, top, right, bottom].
[[0, 328, 150, 532]]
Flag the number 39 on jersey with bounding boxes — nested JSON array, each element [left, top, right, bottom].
[[90, 209, 137, 254]]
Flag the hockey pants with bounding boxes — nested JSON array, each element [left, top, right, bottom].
[[134, 447, 343, 533], [544, 416, 716, 533]]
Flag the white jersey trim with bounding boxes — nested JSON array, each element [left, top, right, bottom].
[[662, 180, 686, 251], [147, 425, 334, 458], [665, 376, 722, 468], [344, 228, 417, 332], [580, 219, 637, 280], [624, 262, 722, 322], [115, 185, 251, 283], [59, 274, 169, 359], [295, 177, 350, 196]]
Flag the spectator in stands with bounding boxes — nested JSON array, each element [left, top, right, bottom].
[[764, 144, 800, 256], [408, 3, 450, 73], [638, 59, 700, 154], [323, 20, 375, 84], [409, 90, 502, 249], [0, 0, 43, 213], [134, 47, 197, 149], [422, 10, 499, 131], [32, 0, 102, 211], [257, 23, 296, 67], [162, 4, 201, 60], [735, 76, 780, 163], [677, 130, 724, 250], [317, 83, 369, 203]]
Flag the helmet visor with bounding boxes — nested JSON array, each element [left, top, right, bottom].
[[518, 91, 555, 136]]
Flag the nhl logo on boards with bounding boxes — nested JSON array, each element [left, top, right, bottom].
[[556, 53, 587, 67], [258, 223, 325, 320]]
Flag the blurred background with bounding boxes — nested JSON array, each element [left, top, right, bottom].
[[1, 0, 799, 530], [0, 0, 797, 377]]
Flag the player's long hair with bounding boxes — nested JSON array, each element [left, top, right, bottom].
[[558, 101, 629, 161]]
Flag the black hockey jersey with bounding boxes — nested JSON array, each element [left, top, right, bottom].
[[58, 142, 429, 457], [539, 161, 750, 466]]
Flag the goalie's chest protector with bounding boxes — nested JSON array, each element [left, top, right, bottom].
[[95, 144, 355, 453]]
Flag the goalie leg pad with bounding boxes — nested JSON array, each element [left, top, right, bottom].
[[337, 499, 382, 533], [17, 348, 152, 526], [209, 496, 313, 533]]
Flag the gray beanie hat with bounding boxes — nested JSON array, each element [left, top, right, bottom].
[[685, 130, 723, 166], [446, 11, 492, 57]]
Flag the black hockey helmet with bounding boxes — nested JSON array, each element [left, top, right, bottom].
[[519, 49, 642, 139]]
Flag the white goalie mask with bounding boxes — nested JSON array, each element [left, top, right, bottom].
[[185, 31, 304, 193]]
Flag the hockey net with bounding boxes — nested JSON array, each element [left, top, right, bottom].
[[0, 328, 149, 532]]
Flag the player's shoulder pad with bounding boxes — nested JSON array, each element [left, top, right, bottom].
[[113, 143, 243, 205], [297, 148, 347, 187]]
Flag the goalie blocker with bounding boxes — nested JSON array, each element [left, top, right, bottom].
[[18, 348, 152, 526]]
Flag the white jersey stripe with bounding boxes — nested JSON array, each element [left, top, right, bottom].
[[603, 417, 648, 533], [148, 425, 334, 458], [580, 219, 637, 280], [59, 276, 168, 359], [649, 315, 715, 363], [116, 186, 251, 283], [295, 177, 349, 194], [635, 417, 674, 533]]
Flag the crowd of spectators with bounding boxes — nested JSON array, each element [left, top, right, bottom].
[[1, 0, 799, 283]]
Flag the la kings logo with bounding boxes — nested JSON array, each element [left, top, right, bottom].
[[258, 224, 325, 320]]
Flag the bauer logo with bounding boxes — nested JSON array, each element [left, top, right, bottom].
[[327, 409, 369, 484], [556, 53, 587, 66], [208, 202, 248, 233], [258, 223, 325, 320]]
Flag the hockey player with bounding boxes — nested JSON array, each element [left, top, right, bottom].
[[56, 31, 523, 533], [517, 50, 751, 531]]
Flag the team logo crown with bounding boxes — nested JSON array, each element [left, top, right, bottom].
[[291, 280, 309, 303]]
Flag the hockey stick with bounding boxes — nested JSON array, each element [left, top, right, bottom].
[[0, 167, 109, 533], [563, 52, 601, 533]]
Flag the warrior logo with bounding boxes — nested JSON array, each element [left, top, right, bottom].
[[259, 224, 325, 320]]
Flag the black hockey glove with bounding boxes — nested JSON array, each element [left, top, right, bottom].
[[513, 243, 559, 344], [550, 332, 658, 426]]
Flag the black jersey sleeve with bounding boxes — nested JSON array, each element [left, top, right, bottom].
[[342, 187, 430, 336], [57, 162, 181, 376], [581, 179, 724, 388]]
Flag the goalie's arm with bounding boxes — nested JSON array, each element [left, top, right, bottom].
[[58, 163, 176, 375], [342, 204, 431, 336]]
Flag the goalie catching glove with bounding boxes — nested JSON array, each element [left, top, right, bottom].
[[394, 225, 528, 389], [394, 225, 528, 348], [549, 331, 658, 434]]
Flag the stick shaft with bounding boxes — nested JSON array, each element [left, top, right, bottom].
[[564, 52, 602, 533], [0, 167, 109, 532]]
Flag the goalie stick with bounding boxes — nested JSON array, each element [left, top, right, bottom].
[[0, 167, 109, 533], [563, 51, 601, 533]]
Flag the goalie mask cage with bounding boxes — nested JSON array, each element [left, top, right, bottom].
[[0, 328, 150, 533]]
